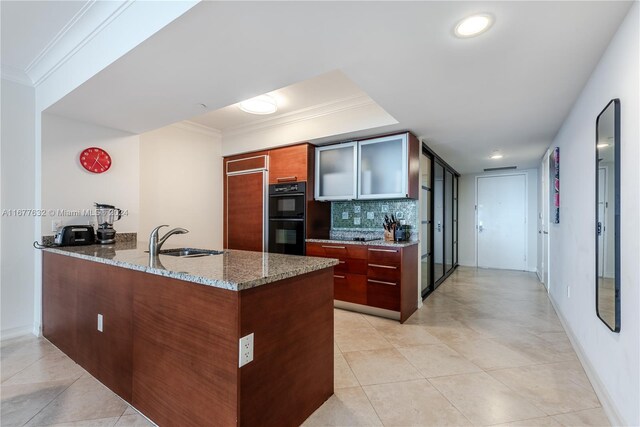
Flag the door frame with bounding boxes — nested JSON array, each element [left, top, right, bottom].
[[474, 172, 528, 270]]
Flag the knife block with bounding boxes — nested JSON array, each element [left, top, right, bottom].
[[384, 229, 394, 241]]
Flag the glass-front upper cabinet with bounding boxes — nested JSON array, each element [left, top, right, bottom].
[[358, 134, 408, 199], [315, 142, 357, 200]]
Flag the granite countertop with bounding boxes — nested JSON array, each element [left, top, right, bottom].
[[42, 241, 338, 291], [306, 238, 419, 248]]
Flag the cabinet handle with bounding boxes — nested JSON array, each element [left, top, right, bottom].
[[322, 245, 346, 249], [276, 176, 297, 182], [368, 279, 397, 286], [368, 263, 397, 270], [334, 275, 346, 279], [338, 261, 346, 264], [368, 248, 398, 253]]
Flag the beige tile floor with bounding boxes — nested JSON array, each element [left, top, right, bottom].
[[1, 267, 609, 426]]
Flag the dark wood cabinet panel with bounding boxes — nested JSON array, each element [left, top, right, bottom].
[[226, 172, 265, 252], [306, 242, 367, 260], [400, 244, 419, 323], [239, 269, 333, 427], [132, 275, 239, 427], [226, 154, 268, 174], [268, 144, 309, 184], [334, 273, 367, 305], [367, 279, 401, 311], [42, 253, 78, 360], [367, 264, 401, 283], [367, 247, 401, 266], [306, 242, 418, 322], [75, 261, 134, 401]]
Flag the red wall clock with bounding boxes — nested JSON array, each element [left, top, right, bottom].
[[80, 147, 111, 173]]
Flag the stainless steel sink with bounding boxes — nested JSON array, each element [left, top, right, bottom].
[[157, 248, 224, 258]]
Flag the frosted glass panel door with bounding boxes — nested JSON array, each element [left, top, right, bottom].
[[315, 142, 357, 200], [358, 135, 407, 199]]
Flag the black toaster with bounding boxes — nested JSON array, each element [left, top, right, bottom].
[[54, 225, 96, 246]]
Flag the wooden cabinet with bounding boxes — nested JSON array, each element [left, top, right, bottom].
[[306, 242, 418, 322], [314, 132, 419, 201], [268, 144, 310, 184], [43, 252, 133, 401], [224, 144, 330, 249], [42, 252, 334, 427], [224, 152, 268, 252], [75, 262, 133, 401]]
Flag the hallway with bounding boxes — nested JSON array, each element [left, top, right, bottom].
[[1, 268, 608, 426]]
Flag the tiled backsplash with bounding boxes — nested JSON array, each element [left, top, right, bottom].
[[331, 200, 417, 236]]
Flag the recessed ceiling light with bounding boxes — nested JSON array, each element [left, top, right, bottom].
[[597, 143, 609, 148], [490, 153, 503, 159], [454, 13, 494, 38], [239, 94, 278, 115]]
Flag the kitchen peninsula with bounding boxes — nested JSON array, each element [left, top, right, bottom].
[[41, 242, 338, 427]]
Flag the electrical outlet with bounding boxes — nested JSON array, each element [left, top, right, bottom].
[[97, 314, 103, 332], [51, 219, 62, 232], [567, 286, 571, 298], [239, 333, 254, 367]]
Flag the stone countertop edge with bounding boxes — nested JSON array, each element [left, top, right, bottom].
[[306, 238, 419, 248], [41, 246, 338, 292]]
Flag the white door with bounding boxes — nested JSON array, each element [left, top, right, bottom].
[[477, 174, 526, 270], [597, 167, 607, 278]]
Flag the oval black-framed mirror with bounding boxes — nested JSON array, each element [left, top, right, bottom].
[[595, 98, 620, 333]]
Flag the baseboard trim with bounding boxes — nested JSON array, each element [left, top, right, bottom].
[[548, 296, 626, 426], [1, 325, 35, 341]]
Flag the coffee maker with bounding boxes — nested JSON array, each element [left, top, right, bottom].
[[95, 203, 122, 244]]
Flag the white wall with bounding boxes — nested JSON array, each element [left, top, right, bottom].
[[546, 4, 639, 425], [1, 78, 36, 338], [458, 168, 538, 272], [41, 113, 140, 234], [139, 123, 223, 249]]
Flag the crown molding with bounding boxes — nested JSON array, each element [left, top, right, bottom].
[[172, 121, 222, 138], [1, 65, 33, 86], [223, 94, 376, 138], [26, 0, 135, 87]]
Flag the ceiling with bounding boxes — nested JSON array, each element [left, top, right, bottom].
[[189, 70, 381, 131], [39, 1, 632, 173], [0, 1, 89, 83]]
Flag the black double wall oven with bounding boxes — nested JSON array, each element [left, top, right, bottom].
[[268, 182, 306, 255]]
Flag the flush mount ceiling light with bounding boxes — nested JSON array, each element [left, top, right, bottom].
[[239, 94, 278, 115], [490, 152, 503, 159], [454, 13, 494, 38]]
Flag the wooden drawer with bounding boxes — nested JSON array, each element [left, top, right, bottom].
[[367, 263, 401, 283], [366, 278, 400, 311], [367, 246, 401, 267], [336, 258, 367, 275], [334, 273, 367, 305], [306, 242, 368, 260]]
